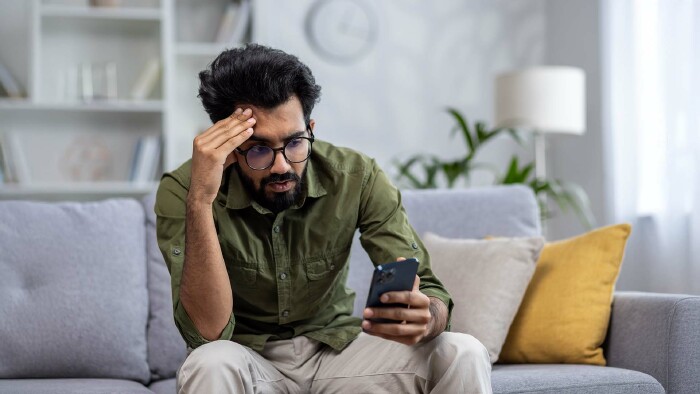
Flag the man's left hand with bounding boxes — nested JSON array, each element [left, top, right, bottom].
[[362, 275, 433, 345]]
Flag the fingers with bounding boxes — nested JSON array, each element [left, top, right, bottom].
[[218, 127, 254, 154], [199, 107, 253, 142], [361, 321, 428, 345], [395, 256, 406, 262], [194, 108, 255, 157], [192, 128, 253, 169], [363, 306, 430, 325], [379, 288, 429, 308], [363, 320, 428, 337], [206, 117, 255, 151]]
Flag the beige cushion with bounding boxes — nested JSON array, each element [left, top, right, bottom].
[[423, 232, 544, 363]]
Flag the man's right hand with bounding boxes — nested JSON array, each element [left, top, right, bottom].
[[189, 107, 256, 205]]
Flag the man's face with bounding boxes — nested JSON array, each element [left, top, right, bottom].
[[233, 96, 315, 213]]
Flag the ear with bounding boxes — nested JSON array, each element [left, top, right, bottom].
[[309, 119, 316, 133]]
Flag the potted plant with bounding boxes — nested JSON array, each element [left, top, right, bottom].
[[394, 108, 595, 229]]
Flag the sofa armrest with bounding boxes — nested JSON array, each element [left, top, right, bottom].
[[605, 291, 700, 394]]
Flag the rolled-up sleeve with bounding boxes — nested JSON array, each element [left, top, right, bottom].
[[357, 160, 454, 330], [154, 174, 235, 349]]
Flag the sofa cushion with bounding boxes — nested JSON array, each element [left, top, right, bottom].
[[423, 233, 544, 363], [149, 378, 177, 394], [500, 224, 631, 366], [492, 364, 664, 394], [0, 199, 150, 383], [348, 185, 541, 318], [0, 379, 154, 394], [143, 192, 187, 380]]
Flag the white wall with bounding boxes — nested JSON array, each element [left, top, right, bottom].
[[543, 0, 607, 241], [253, 0, 546, 185]]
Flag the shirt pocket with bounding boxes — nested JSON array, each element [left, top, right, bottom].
[[303, 248, 348, 308], [227, 260, 258, 289]]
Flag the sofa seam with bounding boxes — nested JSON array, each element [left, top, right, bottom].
[[666, 296, 698, 393], [500, 381, 663, 394]]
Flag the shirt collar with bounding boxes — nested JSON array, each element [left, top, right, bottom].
[[224, 157, 327, 212]]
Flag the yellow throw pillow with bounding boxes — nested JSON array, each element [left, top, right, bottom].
[[498, 223, 632, 366]]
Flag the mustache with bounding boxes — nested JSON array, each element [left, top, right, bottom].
[[260, 172, 301, 187]]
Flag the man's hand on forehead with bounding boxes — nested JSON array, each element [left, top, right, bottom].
[[187, 107, 256, 205]]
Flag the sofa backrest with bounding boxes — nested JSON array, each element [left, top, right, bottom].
[[346, 185, 541, 317], [0, 198, 151, 384], [143, 192, 188, 381]]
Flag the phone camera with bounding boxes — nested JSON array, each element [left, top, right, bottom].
[[378, 268, 396, 284]]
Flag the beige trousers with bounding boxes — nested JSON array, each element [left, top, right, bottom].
[[176, 332, 492, 394]]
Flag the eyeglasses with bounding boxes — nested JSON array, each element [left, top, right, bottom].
[[235, 128, 315, 170]]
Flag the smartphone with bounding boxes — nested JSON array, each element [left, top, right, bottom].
[[364, 258, 420, 324]]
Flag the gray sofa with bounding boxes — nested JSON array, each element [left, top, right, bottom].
[[1, 184, 698, 393]]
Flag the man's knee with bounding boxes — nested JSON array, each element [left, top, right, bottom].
[[181, 340, 250, 375], [435, 332, 491, 366]]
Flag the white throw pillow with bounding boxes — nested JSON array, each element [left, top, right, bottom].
[[423, 232, 544, 363]]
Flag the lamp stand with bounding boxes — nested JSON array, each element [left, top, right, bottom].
[[533, 131, 548, 238]]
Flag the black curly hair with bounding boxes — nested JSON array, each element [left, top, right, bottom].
[[198, 44, 322, 124]]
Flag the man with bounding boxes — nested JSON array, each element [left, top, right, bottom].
[[155, 44, 492, 393]]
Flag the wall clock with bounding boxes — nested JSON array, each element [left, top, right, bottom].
[[304, 0, 378, 64]]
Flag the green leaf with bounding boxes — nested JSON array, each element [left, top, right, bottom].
[[442, 160, 464, 188], [506, 128, 525, 146], [519, 162, 534, 183], [475, 122, 487, 144], [394, 156, 424, 189], [446, 107, 475, 154], [501, 156, 520, 184]]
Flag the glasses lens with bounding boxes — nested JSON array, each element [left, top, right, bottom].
[[247, 145, 273, 169], [285, 138, 311, 163]]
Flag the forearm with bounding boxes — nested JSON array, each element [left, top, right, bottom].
[[422, 296, 448, 342], [181, 198, 233, 341]]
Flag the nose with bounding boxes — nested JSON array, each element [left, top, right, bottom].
[[269, 150, 291, 174]]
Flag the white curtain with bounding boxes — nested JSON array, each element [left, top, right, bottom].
[[603, 0, 700, 294]]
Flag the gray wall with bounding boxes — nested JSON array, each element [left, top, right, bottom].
[[543, 0, 607, 241]]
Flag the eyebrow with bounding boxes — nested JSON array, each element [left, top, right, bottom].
[[248, 130, 307, 144]]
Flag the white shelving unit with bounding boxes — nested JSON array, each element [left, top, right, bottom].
[[0, 0, 251, 201]]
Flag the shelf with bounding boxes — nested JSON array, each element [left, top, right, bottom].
[[40, 5, 161, 22], [0, 181, 159, 198], [0, 99, 163, 113], [176, 42, 242, 57]]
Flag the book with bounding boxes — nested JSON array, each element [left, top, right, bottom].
[[129, 137, 143, 182], [144, 136, 161, 182], [130, 57, 160, 100], [130, 135, 161, 183], [0, 61, 23, 99], [215, 0, 251, 44], [215, 3, 239, 43], [227, 0, 251, 44], [0, 132, 30, 184], [0, 139, 6, 184]]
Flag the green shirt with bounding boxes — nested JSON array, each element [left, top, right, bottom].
[[154, 140, 453, 352]]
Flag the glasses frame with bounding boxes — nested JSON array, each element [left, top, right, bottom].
[[235, 126, 315, 170]]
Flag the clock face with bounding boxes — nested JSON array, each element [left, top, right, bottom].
[[305, 0, 378, 63]]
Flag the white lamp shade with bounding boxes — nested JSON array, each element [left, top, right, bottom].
[[495, 66, 586, 135]]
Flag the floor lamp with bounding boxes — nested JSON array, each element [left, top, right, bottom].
[[494, 66, 586, 236]]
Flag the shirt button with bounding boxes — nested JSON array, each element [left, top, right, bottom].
[[273, 226, 280, 233], [172, 248, 181, 256], [282, 310, 289, 317], [329, 264, 335, 270], [411, 242, 419, 249], [279, 273, 287, 280]]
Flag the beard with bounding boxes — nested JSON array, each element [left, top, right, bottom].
[[235, 164, 305, 214]]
